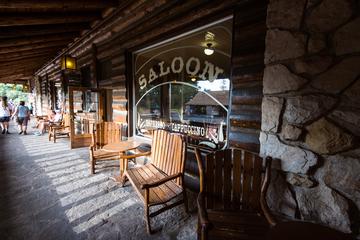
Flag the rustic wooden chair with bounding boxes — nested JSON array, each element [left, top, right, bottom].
[[89, 122, 123, 174], [195, 148, 275, 240], [48, 113, 71, 143], [122, 130, 188, 234], [266, 221, 355, 240]]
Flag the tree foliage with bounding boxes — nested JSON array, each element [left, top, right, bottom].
[[0, 83, 29, 104]]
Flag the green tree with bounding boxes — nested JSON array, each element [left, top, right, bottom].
[[0, 83, 29, 105]]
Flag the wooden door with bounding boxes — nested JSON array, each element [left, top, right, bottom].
[[69, 87, 105, 149]]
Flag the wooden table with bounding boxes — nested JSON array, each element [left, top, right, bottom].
[[102, 137, 150, 183]]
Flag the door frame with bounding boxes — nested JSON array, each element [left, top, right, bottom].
[[68, 86, 105, 149]]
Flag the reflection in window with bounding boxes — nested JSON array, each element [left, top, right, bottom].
[[133, 17, 232, 147], [72, 90, 100, 135]]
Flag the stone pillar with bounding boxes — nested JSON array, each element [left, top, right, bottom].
[[261, 0, 360, 236]]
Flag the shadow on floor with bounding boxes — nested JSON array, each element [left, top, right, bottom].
[[0, 123, 196, 240]]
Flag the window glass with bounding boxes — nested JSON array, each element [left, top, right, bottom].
[[133, 18, 232, 147]]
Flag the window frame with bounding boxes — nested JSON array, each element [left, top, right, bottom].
[[130, 16, 233, 144]]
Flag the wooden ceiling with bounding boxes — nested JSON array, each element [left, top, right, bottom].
[[0, 0, 119, 84]]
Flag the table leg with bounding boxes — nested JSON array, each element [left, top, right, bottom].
[[110, 154, 126, 185], [119, 156, 124, 176]]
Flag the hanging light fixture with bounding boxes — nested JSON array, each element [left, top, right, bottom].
[[204, 43, 214, 55], [204, 31, 215, 56]]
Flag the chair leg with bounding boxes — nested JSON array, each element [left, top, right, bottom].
[[201, 225, 207, 240], [144, 189, 152, 234], [183, 189, 189, 213], [90, 155, 95, 174], [145, 205, 152, 234], [119, 174, 128, 187], [197, 216, 201, 240]]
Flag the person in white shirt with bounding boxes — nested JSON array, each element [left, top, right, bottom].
[[0, 96, 12, 134], [34, 110, 62, 136]]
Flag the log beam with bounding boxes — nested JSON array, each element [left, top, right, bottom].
[[0, 68, 42, 75], [0, 70, 42, 81], [0, 71, 38, 81], [0, 49, 58, 63], [0, 74, 31, 82], [0, 64, 47, 75], [0, 59, 50, 70], [0, 49, 57, 64], [0, 40, 67, 54], [0, 33, 77, 48], [0, 12, 100, 27], [0, 23, 88, 39], [0, 56, 51, 71], [0, 0, 118, 11]]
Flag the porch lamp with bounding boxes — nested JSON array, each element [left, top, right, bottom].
[[61, 55, 77, 70]]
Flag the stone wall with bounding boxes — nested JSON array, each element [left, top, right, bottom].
[[261, 0, 360, 237]]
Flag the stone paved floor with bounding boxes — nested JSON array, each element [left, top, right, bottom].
[[0, 121, 197, 240]]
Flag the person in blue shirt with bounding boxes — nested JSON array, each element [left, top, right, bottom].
[[11, 101, 30, 135]]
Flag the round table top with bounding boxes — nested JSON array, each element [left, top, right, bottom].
[[102, 137, 148, 152]]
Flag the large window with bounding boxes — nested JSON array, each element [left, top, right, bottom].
[[133, 17, 232, 147]]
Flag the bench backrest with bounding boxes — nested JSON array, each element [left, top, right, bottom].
[[151, 130, 186, 186], [201, 148, 271, 211], [92, 122, 123, 148]]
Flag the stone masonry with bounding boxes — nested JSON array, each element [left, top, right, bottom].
[[262, 0, 360, 238]]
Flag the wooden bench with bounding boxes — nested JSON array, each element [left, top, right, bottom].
[[122, 130, 188, 234], [48, 114, 71, 143], [89, 122, 123, 174], [195, 148, 275, 240]]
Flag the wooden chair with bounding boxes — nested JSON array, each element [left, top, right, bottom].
[[122, 130, 188, 234], [89, 122, 123, 174], [266, 221, 355, 240], [195, 148, 275, 240], [48, 114, 71, 143]]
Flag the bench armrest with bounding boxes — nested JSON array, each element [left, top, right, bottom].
[[141, 172, 182, 189], [121, 151, 151, 159]]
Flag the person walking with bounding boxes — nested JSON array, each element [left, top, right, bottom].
[[11, 101, 30, 135], [0, 96, 12, 134]]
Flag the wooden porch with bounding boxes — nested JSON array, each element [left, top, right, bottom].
[[0, 122, 195, 239], [0, 0, 359, 239]]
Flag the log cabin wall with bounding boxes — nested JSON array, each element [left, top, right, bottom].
[[229, 2, 267, 153], [34, 0, 267, 153]]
